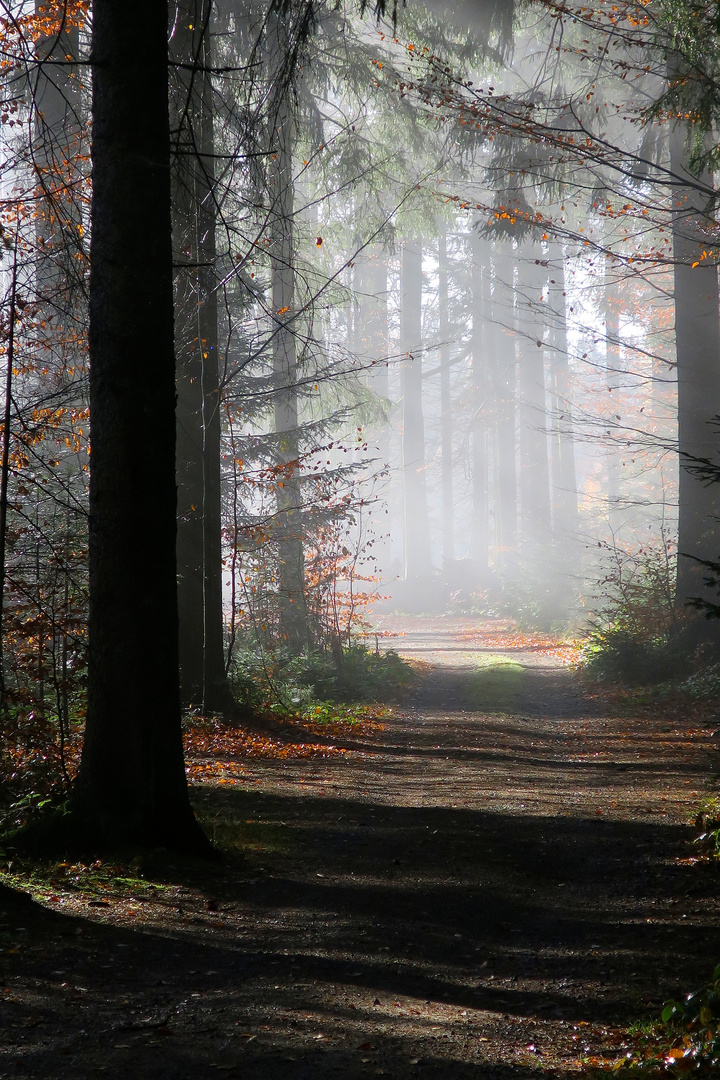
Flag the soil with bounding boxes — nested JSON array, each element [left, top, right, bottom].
[[2, 615, 720, 1079]]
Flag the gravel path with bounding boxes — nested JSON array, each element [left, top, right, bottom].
[[2, 617, 719, 1078]]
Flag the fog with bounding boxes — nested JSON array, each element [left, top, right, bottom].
[[0, 0, 709, 687]]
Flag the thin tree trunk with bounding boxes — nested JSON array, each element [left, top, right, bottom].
[[356, 244, 391, 570], [470, 230, 488, 569], [75, 0, 208, 851], [371, 250, 391, 582], [438, 226, 454, 566], [32, 1, 82, 304], [0, 238, 18, 700], [172, 1, 229, 710], [269, 14, 307, 652], [493, 243, 517, 562], [31, 3, 84, 723], [368, 248, 390, 464], [516, 244, 551, 543], [604, 260, 622, 532], [547, 246, 578, 541], [401, 239, 432, 580]]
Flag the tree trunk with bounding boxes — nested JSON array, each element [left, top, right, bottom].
[[438, 226, 454, 566], [493, 243, 517, 562], [367, 250, 390, 465], [269, 14, 307, 652], [516, 244, 551, 544], [75, 0, 207, 851], [32, 1, 82, 302], [171, 1, 229, 711], [470, 230, 488, 569], [356, 244, 391, 571], [400, 239, 432, 580], [604, 259, 622, 533], [547, 245, 579, 542], [668, 84, 720, 609]]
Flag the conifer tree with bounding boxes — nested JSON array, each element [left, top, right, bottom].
[[74, 0, 208, 851]]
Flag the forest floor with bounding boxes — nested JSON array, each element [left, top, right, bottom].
[[2, 615, 720, 1079]]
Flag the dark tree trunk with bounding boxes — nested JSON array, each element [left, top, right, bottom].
[[75, 0, 207, 851], [438, 226, 454, 566], [172, 1, 229, 711], [668, 97, 720, 609], [401, 239, 432, 580]]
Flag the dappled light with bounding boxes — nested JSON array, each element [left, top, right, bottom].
[[2, 0, 720, 1075], [3, 622, 720, 1076]]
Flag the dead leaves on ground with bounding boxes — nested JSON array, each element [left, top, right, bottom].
[[455, 627, 582, 664], [183, 707, 388, 786]]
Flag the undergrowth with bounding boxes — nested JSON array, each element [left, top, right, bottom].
[[581, 538, 693, 685], [0, 704, 83, 839], [229, 637, 417, 712], [586, 962, 720, 1076], [694, 794, 720, 859], [1, 637, 413, 837]]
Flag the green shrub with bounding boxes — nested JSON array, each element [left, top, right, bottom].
[[228, 635, 416, 711], [289, 645, 416, 703], [581, 538, 690, 685], [586, 963, 720, 1076], [679, 661, 720, 700], [581, 625, 687, 684]]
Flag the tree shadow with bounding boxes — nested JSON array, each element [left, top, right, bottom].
[[3, 777, 718, 1077]]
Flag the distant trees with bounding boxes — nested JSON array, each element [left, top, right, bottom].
[[378, 0, 720, 627]]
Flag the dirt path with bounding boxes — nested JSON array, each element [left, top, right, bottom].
[[2, 617, 720, 1078]]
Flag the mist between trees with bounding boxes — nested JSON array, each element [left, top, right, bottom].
[[0, 0, 718, 846]]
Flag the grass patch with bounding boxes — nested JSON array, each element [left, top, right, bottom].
[[466, 656, 525, 712], [193, 808, 293, 856]]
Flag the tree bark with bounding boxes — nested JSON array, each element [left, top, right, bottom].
[[171, 1, 229, 711], [75, 0, 207, 851]]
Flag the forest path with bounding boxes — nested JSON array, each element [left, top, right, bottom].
[[3, 617, 720, 1078]]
